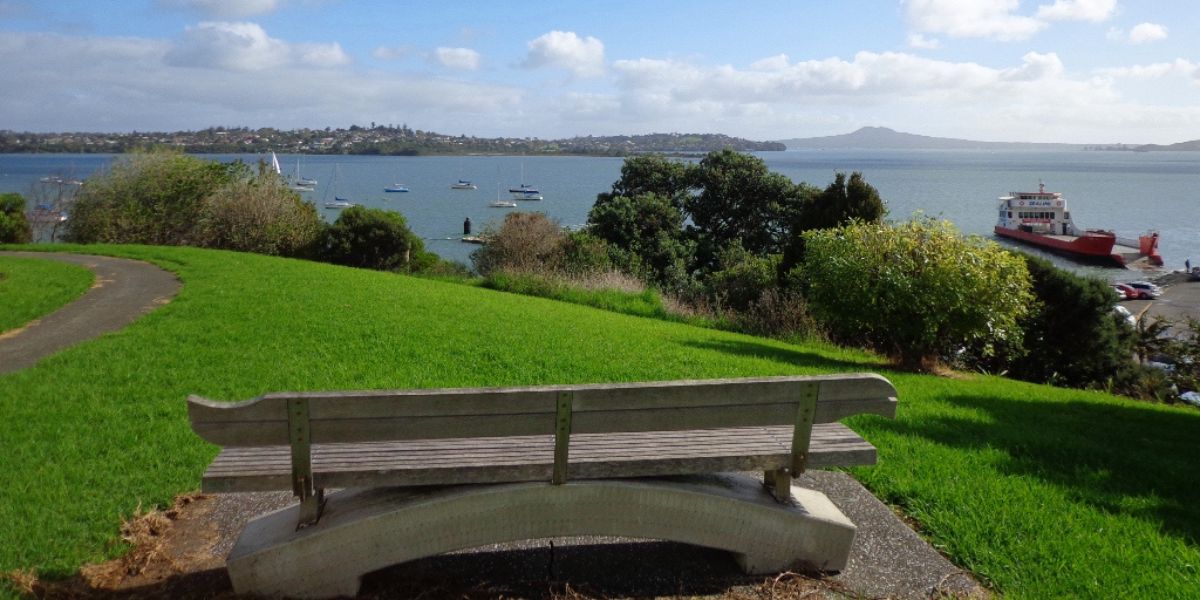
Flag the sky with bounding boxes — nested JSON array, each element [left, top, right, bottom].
[[1, 0, 1197, 144]]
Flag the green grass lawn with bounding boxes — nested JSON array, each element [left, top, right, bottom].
[[0, 255, 94, 334], [1, 244, 1197, 599]]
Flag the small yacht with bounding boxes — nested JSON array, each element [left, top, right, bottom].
[[451, 179, 477, 190], [384, 184, 409, 193]]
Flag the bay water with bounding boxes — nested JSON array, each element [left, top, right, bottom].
[[2, 150, 1196, 279]]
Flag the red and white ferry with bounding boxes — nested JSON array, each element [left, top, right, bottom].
[[995, 182, 1162, 267]]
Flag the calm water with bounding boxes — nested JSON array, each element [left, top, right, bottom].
[[3, 150, 1197, 278]]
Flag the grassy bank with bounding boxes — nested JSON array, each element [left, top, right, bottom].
[[0, 255, 94, 333], [0, 245, 1197, 599]]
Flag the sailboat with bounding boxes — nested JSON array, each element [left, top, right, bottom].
[[384, 162, 410, 192], [323, 165, 355, 209], [293, 157, 316, 188], [489, 169, 516, 208], [509, 160, 542, 200]]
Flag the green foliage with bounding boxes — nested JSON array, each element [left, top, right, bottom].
[[321, 205, 426, 272], [684, 149, 808, 268], [0, 193, 32, 244], [782, 171, 886, 273], [65, 151, 246, 245], [595, 154, 691, 208], [1008, 254, 1135, 387], [559, 231, 613, 275], [586, 192, 694, 290], [471, 212, 566, 276], [0, 256, 94, 333], [705, 244, 780, 312], [803, 218, 1033, 369], [194, 179, 324, 257]]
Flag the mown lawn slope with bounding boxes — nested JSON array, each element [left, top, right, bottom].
[[0, 255, 94, 333], [0, 244, 1197, 599]]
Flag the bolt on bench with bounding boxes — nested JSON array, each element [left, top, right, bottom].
[[188, 373, 897, 599]]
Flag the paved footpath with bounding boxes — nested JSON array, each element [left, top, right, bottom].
[[0, 251, 181, 374]]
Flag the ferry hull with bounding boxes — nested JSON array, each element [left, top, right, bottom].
[[995, 226, 1125, 265]]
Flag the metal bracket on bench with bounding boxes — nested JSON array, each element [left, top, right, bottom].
[[768, 381, 820, 503], [288, 397, 324, 527], [552, 391, 573, 485]]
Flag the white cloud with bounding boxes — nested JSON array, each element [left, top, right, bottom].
[[1035, 0, 1116, 22], [903, 0, 1045, 41], [433, 47, 480, 70], [372, 45, 413, 61], [907, 33, 941, 49], [0, 30, 520, 134], [1097, 59, 1196, 80], [158, 0, 281, 18], [522, 31, 605, 78], [165, 21, 348, 71], [1129, 22, 1168, 44]]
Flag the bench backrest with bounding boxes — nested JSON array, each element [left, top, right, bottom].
[[188, 373, 897, 447]]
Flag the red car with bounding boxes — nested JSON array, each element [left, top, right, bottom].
[[1112, 284, 1138, 300]]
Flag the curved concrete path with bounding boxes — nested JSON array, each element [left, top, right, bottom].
[[0, 251, 181, 374]]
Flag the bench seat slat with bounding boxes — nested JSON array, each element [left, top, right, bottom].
[[201, 423, 877, 493]]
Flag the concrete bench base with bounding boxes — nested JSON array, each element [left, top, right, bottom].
[[226, 474, 857, 599]]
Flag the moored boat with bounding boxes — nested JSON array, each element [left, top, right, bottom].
[[994, 182, 1162, 267], [451, 179, 477, 190]]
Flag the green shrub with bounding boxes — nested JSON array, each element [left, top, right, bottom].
[[803, 218, 1032, 369], [195, 180, 324, 257], [471, 212, 566, 276], [321, 205, 425, 272], [65, 151, 244, 245], [704, 244, 779, 312], [0, 192, 32, 244]]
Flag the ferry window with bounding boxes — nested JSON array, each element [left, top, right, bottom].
[[1008, 212, 1012, 218], [1064, 212, 1070, 219]]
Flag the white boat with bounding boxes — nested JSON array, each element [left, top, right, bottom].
[[293, 157, 317, 187], [324, 197, 355, 209], [384, 184, 409, 193], [270, 151, 282, 175], [451, 179, 477, 190], [489, 175, 516, 208], [513, 189, 543, 201]]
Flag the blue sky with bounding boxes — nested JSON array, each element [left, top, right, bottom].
[[1, 0, 1196, 143]]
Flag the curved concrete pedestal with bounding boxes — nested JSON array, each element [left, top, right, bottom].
[[226, 474, 856, 599]]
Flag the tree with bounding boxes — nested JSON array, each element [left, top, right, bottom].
[[1007, 254, 1136, 387], [586, 192, 694, 291], [781, 171, 886, 273], [321, 206, 425, 272], [684, 149, 807, 268], [803, 218, 1032, 369], [0, 192, 32, 243]]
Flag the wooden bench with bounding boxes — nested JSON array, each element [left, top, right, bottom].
[[189, 373, 897, 598]]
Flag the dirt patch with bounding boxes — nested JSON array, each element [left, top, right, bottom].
[[9, 495, 236, 600]]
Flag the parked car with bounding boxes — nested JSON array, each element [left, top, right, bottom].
[[1112, 284, 1138, 300], [1124, 281, 1162, 299]]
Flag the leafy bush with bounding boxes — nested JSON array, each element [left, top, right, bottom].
[[471, 212, 566, 276], [705, 244, 779, 312], [195, 180, 324, 257], [803, 218, 1033, 369], [1008, 254, 1136, 387], [559, 231, 613, 275], [0, 192, 32, 244], [321, 205, 426, 272], [65, 151, 244, 245]]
